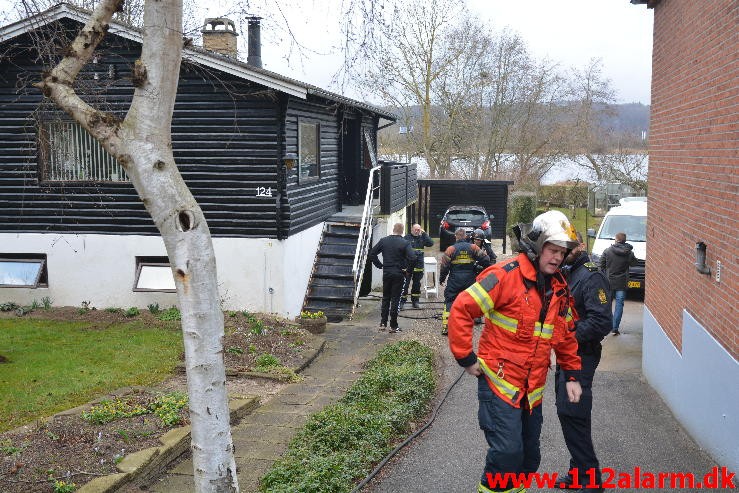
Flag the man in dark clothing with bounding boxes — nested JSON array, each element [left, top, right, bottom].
[[472, 228, 497, 271], [401, 223, 434, 309], [556, 232, 612, 493], [439, 228, 490, 335], [370, 222, 415, 333], [599, 232, 637, 335]]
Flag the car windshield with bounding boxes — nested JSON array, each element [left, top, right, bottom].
[[598, 215, 647, 241], [447, 210, 485, 222]]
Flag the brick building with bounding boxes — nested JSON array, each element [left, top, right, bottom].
[[632, 0, 737, 469]]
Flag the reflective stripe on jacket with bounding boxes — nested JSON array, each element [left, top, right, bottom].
[[448, 253, 581, 409]]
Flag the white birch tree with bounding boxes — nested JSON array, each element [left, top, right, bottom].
[[33, 0, 238, 490]]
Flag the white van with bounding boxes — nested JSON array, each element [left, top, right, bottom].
[[587, 197, 647, 291]]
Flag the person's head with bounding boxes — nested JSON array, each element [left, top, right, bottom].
[[393, 223, 404, 235], [565, 231, 586, 265], [518, 210, 579, 273], [615, 232, 626, 243], [455, 228, 467, 240], [472, 228, 486, 245], [411, 224, 422, 236]]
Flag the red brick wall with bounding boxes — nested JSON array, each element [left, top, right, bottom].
[[646, 0, 738, 359]]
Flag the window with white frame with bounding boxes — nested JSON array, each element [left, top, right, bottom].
[[298, 121, 320, 182], [0, 254, 48, 288], [133, 257, 176, 292], [39, 119, 128, 182]]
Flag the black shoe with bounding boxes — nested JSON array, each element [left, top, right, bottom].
[[389, 327, 401, 333], [378, 324, 387, 332], [555, 475, 577, 489], [412, 300, 421, 309], [612, 329, 620, 336]]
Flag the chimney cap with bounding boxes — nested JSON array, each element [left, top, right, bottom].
[[202, 17, 238, 35]]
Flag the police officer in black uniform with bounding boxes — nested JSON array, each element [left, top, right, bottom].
[[401, 223, 434, 309], [555, 231, 612, 493], [370, 222, 415, 333], [439, 228, 490, 335]]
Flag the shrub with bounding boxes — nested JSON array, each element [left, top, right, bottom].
[[508, 194, 538, 227], [158, 306, 181, 321], [41, 296, 53, 310], [260, 340, 435, 492], [300, 310, 325, 319], [124, 307, 140, 318], [148, 303, 160, 315], [0, 302, 19, 312]]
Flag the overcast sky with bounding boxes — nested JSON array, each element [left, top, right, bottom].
[[199, 0, 654, 105], [1, 0, 654, 104]]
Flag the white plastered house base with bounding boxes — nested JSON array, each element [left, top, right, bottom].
[[0, 225, 323, 318]]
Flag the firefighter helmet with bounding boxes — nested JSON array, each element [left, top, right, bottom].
[[472, 229, 486, 242], [518, 210, 579, 257]]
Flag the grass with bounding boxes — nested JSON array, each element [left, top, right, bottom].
[[0, 319, 183, 432], [259, 340, 435, 493]]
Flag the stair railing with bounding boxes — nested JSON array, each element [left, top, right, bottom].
[[351, 165, 382, 317]]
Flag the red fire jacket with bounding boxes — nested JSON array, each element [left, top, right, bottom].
[[448, 253, 582, 409]]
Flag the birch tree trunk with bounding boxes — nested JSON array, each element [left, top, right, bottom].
[[34, 0, 239, 490]]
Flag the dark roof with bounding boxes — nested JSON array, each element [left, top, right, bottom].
[[0, 2, 397, 121]]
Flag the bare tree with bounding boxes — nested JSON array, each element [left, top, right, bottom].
[[355, 0, 469, 177], [31, 0, 238, 490]]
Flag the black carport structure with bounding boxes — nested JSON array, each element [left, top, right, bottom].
[[407, 179, 514, 253]]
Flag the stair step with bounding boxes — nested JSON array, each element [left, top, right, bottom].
[[317, 252, 354, 260], [323, 230, 359, 240], [308, 286, 354, 298], [319, 244, 357, 256], [313, 270, 354, 280], [326, 223, 361, 236], [311, 277, 355, 288]]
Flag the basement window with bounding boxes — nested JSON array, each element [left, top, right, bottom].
[[298, 121, 320, 182], [0, 254, 48, 288], [38, 118, 128, 182], [133, 257, 176, 292]]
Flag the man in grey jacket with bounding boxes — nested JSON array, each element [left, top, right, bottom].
[[599, 232, 637, 335]]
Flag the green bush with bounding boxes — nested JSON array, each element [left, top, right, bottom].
[[508, 194, 538, 227], [158, 306, 181, 321], [260, 340, 435, 493], [82, 391, 187, 427]]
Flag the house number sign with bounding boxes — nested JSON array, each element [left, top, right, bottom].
[[256, 187, 273, 197]]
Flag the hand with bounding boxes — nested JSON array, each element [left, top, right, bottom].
[[464, 362, 482, 377], [566, 381, 582, 403]]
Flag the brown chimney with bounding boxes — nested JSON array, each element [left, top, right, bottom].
[[201, 18, 238, 58]]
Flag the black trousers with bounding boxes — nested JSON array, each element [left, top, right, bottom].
[[380, 271, 405, 328], [401, 269, 424, 301], [555, 346, 603, 486]]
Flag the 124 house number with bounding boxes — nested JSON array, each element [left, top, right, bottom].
[[256, 187, 273, 197]]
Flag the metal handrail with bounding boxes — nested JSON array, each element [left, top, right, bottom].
[[351, 165, 382, 316]]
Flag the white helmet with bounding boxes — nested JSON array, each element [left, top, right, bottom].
[[520, 210, 579, 257]]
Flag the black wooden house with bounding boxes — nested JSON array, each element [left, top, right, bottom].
[[0, 4, 416, 319]]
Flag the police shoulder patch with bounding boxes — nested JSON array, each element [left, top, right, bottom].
[[584, 262, 599, 272], [598, 288, 608, 304]]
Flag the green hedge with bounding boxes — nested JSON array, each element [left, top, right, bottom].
[[260, 340, 435, 493]]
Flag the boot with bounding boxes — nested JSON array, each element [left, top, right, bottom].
[[412, 299, 421, 309]]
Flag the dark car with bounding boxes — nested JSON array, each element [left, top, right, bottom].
[[438, 205, 494, 251]]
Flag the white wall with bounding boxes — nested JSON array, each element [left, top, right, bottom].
[[643, 307, 739, 470], [0, 229, 323, 317]]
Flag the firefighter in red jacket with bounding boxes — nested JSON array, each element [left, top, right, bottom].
[[448, 210, 583, 493]]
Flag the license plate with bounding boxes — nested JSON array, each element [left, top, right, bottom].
[[627, 281, 641, 288]]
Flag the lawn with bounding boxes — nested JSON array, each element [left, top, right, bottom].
[[0, 319, 183, 432]]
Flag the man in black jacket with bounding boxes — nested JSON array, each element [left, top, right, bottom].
[[401, 223, 434, 309], [556, 232, 612, 493], [599, 232, 637, 335], [370, 223, 415, 333]]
